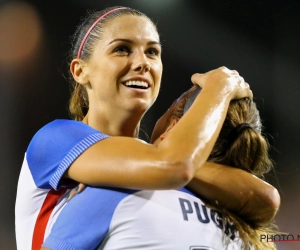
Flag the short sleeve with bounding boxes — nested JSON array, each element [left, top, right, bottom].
[[26, 120, 109, 190], [42, 187, 135, 249]]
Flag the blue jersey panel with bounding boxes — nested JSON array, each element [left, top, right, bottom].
[[43, 187, 137, 250], [26, 120, 109, 189]]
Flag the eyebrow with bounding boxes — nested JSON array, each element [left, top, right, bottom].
[[108, 38, 162, 47]]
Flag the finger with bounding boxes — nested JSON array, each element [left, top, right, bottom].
[[249, 89, 253, 99], [240, 81, 253, 99], [245, 82, 253, 99], [191, 66, 232, 87], [66, 184, 86, 201], [76, 183, 86, 194], [236, 75, 245, 85], [220, 66, 231, 73], [205, 66, 228, 75], [191, 73, 206, 87], [230, 69, 240, 76], [66, 188, 77, 201]]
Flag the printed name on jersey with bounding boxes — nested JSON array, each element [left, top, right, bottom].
[[179, 198, 237, 240]]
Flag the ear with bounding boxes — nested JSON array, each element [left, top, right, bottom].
[[70, 59, 89, 86], [159, 118, 178, 141]]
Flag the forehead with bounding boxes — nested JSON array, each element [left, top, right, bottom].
[[102, 15, 159, 41]]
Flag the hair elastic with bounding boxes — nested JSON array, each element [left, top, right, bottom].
[[227, 123, 252, 147], [77, 7, 126, 58]]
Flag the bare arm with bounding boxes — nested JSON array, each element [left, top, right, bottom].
[[187, 162, 280, 225], [66, 162, 280, 225], [65, 67, 252, 189], [65, 67, 274, 225]]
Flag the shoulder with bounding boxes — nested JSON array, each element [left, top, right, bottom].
[[27, 119, 108, 153], [32, 119, 100, 138], [26, 120, 110, 189]]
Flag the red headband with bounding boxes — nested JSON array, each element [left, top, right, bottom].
[[77, 7, 126, 58]]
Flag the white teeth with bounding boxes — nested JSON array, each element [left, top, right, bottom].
[[124, 81, 149, 88]]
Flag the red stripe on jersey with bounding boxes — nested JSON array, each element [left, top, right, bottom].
[[32, 188, 67, 250]]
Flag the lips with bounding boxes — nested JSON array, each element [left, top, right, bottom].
[[123, 80, 149, 89]]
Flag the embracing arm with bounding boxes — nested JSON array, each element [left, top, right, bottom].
[[66, 161, 280, 225], [187, 162, 280, 225], [65, 67, 252, 190]]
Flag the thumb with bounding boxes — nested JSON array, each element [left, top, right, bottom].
[[191, 73, 206, 88]]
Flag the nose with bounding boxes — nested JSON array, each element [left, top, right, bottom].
[[132, 52, 150, 73]]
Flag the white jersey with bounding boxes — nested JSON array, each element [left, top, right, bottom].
[[43, 187, 247, 250], [15, 120, 109, 250]]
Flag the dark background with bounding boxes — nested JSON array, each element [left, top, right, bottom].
[[0, 0, 299, 249]]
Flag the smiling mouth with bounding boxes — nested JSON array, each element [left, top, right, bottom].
[[123, 80, 149, 89]]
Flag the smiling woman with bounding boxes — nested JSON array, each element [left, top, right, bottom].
[[69, 7, 162, 126], [71, 13, 163, 135], [14, 6, 278, 250]]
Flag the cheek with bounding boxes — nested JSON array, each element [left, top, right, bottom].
[[154, 61, 163, 79], [152, 62, 163, 92], [102, 58, 129, 78], [93, 62, 126, 91]]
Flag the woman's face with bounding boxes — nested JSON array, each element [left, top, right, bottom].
[[83, 15, 162, 117]]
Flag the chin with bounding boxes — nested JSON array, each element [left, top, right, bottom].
[[130, 98, 153, 112]]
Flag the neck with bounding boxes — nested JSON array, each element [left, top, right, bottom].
[[83, 109, 143, 137]]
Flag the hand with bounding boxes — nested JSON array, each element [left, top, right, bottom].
[[191, 66, 253, 100], [66, 183, 86, 201]]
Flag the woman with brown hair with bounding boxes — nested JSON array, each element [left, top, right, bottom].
[[15, 6, 278, 250], [151, 85, 279, 249], [41, 85, 279, 250]]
